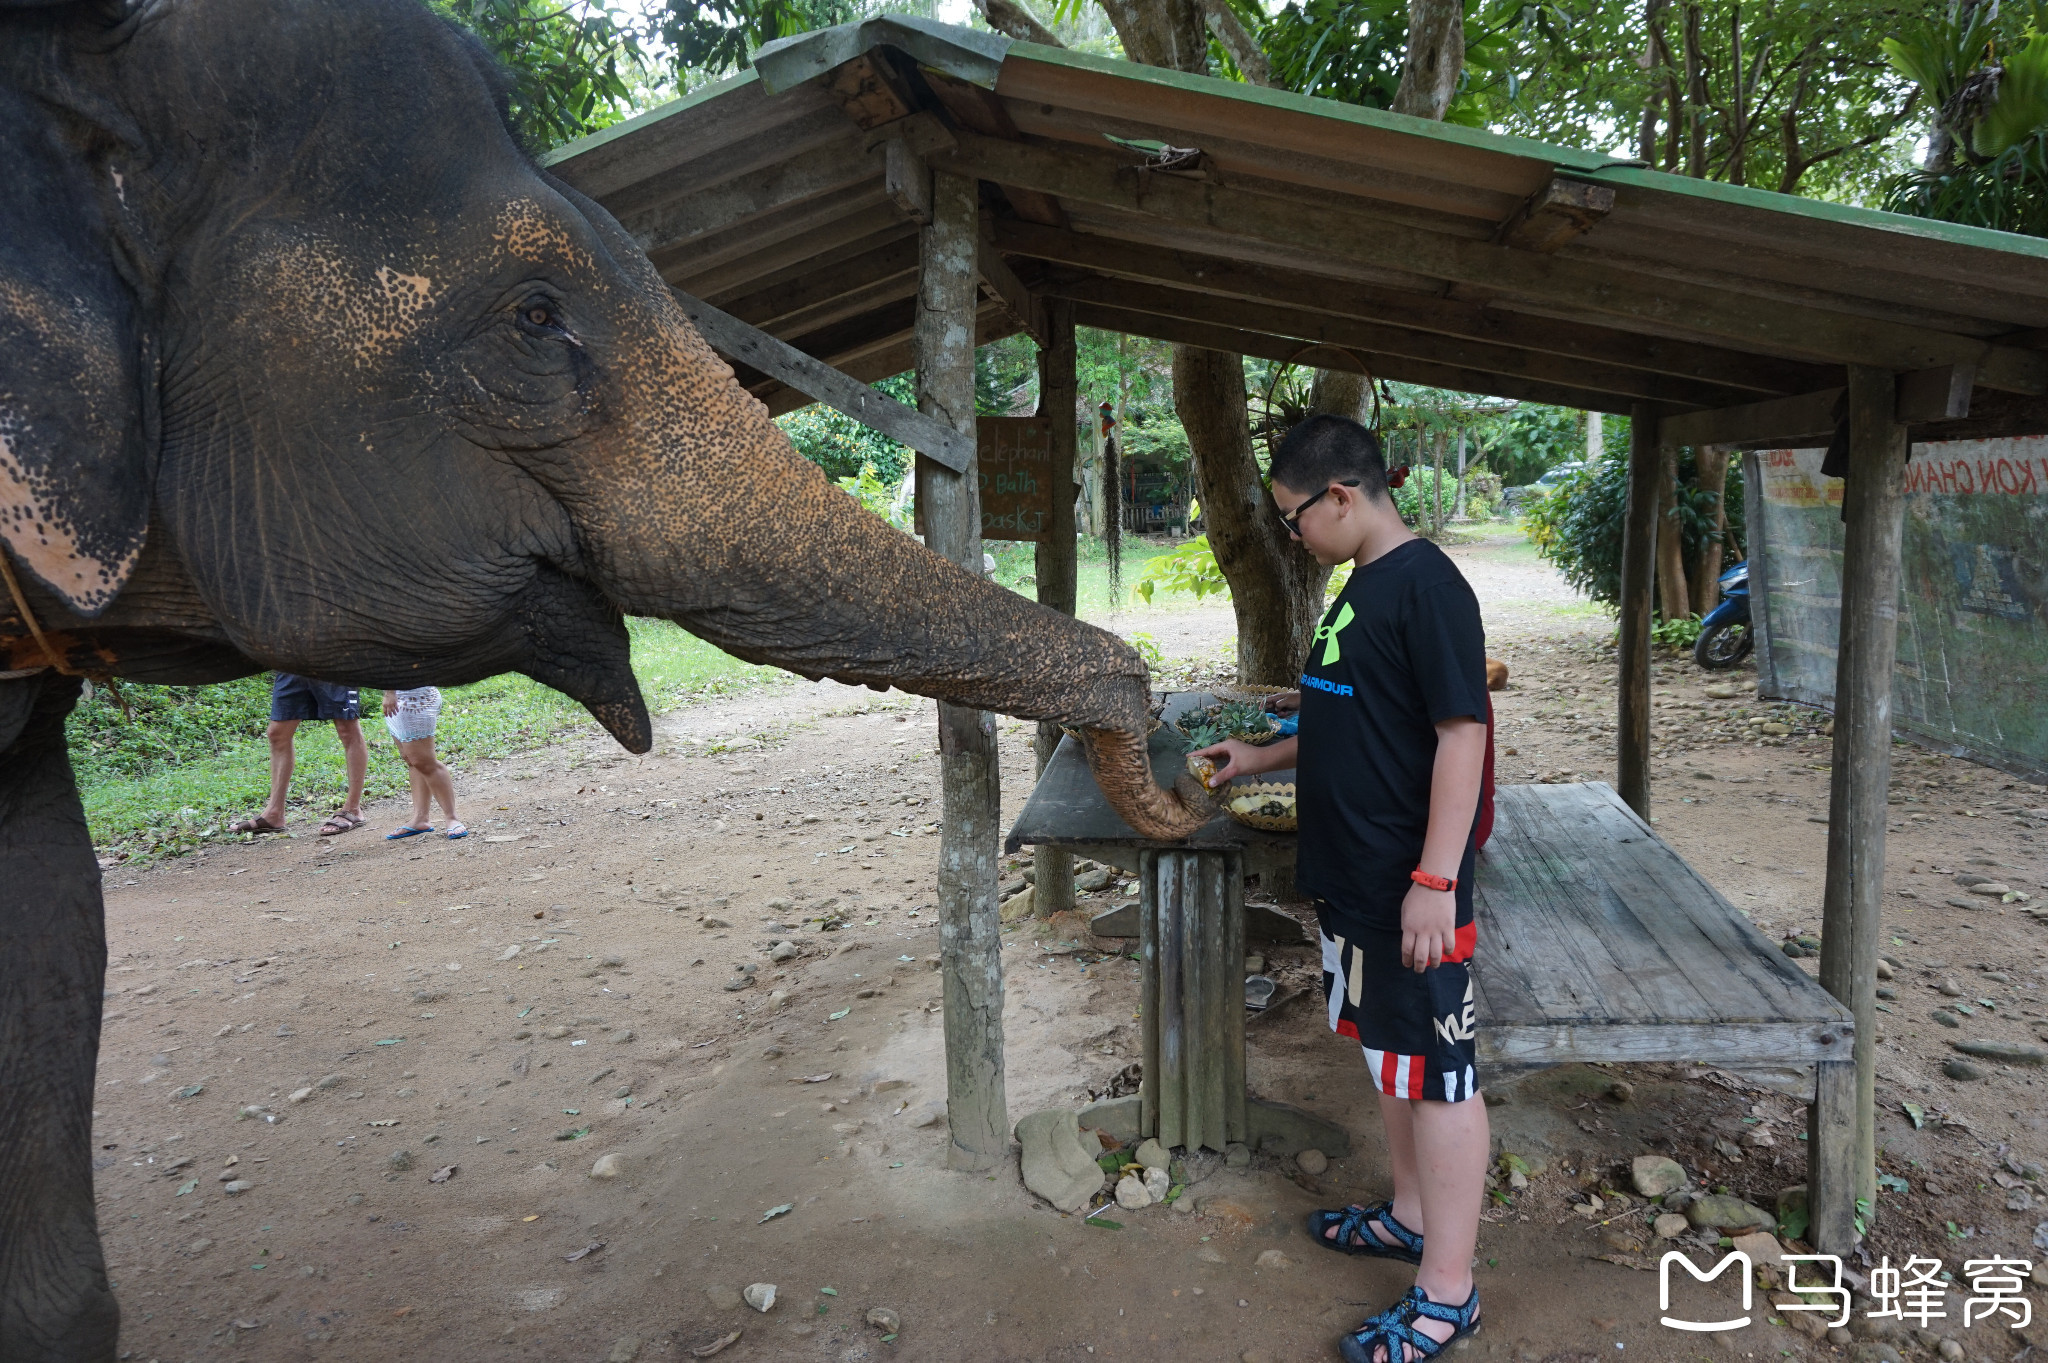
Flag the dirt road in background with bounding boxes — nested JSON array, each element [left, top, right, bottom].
[[95, 534, 2048, 1363]]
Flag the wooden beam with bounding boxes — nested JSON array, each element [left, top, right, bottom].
[[1067, 301, 1639, 414], [750, 302, 1023, 416], [1813, 365, 1907, 1255], [1032, 298, 1078, 923], [916, 167, 1009, 1173], [1659, 363, 1981, 447], [1045, 275, 1747, 409], [994, 219, 1830, 395], [672, 288, 971, 473], [655, 187, 898, 287], [1617, 404, 1664, 819], [622, 135, 878, 256], [936, 131, 2048, 394], [713, 236, 920, 332], [1495, 178, 1615, 253], [976, 231, 1047, 346]]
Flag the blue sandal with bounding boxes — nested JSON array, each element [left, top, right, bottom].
[[1339, 1285, 1481, 1363], [1308, 1202, 1424, 1264], [385, 824, 432, 840]]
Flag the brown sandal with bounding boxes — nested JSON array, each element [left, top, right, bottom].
[[317, 811, 365, 837], [230, 815, 287, 835]]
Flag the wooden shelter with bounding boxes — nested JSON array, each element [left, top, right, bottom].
[[548, 16, 2048, 1250]]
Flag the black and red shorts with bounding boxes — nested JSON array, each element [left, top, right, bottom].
[[1316, 902, 1480, 1103]]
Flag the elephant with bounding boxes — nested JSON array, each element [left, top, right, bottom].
[[0, 0, 1210, 1354]]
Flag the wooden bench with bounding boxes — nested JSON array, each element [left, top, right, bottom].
[[1008, 710, 1855, 1244]]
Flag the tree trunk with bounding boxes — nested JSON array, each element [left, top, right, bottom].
[[1636, 0, 1669, 162], [1454, 429, 1468, 519], [1033, 301, 1079, 923], [1682, 4, 1708, 179], [1586, 410, 1603, 462], [1308, 368, 1371, 423], [1175, 347, 1329, 683], [1096, 0, 1208, 71], [1654, 442, 1691, 621], [1393, 0, 1465, 120], [1688, 445, 1730, 615]]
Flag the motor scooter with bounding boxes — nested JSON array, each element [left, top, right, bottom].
[[1693, 559, 1752, 669]]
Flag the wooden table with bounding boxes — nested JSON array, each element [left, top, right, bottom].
[[1008, 703, 1856, 1245]]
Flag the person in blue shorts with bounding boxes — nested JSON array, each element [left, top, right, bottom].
[[1195, 414, 1490, 1363], [229, 674, 369, 837]]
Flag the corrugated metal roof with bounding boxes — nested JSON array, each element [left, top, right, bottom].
[[547, 18, 2048, 423]]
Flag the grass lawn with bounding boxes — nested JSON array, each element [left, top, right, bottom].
[[75, 619, 783, 860]]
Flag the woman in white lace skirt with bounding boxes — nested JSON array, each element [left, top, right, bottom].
[[382, 686, 466, 839]]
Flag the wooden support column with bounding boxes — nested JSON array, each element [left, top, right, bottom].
[[1813, 365, 1908, 1253], [1033, 299, 1078, 922], [916, 167, 1008, 1171], [1617, 403, 1665, 818]]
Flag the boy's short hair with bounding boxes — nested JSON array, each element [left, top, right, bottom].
[[1271, 414, 1389, 502]]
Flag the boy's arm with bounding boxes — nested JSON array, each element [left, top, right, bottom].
[[1189, 734, 1297, 787], [1401, 716, 1487, 972]]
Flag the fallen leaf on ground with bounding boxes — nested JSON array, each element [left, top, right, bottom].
[[691, 1329, 743, 1358], [759, 1203, 794, 1224], [801, 1074, 833, 1084], [565, 1241, 605, 1262], [827, 1008, 851, 1021]]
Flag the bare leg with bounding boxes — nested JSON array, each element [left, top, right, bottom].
[[401, 744, 431, 829], [261, 720, 299, 826], [1321, 1092, 1424, 1250], [1376, 1094, 1489, 1359], [333, 719, 367, 818], [398, 739, 457, 829]]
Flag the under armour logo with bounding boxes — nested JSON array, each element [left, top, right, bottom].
[[1316, 602, 1355, 665]]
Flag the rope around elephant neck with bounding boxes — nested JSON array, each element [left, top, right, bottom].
[[0, 551, 126, 708]]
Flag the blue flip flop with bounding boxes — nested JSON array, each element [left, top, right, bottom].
[[385, 824, 432, 840], [445, 823, 469, 840]]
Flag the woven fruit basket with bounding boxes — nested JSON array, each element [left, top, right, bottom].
[[1219, 780, 1297, 832], [1173, 699, 1280, 749], [1211, 682, 1295, 707]]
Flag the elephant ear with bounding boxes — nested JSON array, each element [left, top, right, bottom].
[[0, 75, 148, 616]]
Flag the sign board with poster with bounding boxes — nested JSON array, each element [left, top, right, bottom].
[[1746, 438, 2048, 780], [915, 416, 1057, 543]]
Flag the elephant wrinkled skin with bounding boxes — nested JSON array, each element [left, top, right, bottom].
[[0, 1, 1208, 1354]]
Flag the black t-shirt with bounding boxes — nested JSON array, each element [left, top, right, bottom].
[[1294, 538, 1490, 925]]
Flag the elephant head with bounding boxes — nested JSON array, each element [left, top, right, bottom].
[[0, 0, 1210, 840]]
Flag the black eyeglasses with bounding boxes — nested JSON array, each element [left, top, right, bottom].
[[1276, 480, 1360, 536]]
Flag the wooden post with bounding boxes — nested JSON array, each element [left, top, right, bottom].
[[1814, 364, 1908, 1247], [1617, 403, 1664, 818], [916, 167, 1008, 1171], [1033, 299, 1078, 921], [1138, 849, 1247, 1152]]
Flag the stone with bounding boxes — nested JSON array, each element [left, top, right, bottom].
[[704, 1285, 743, 1311], [1134, 1138, 1170, 1171], [1967, 882, 2011, 897], [222, 1180, 252, 1195], [1195, 1246, 1228, 1264], [606, 1336, 641, 1363], [1224, 1142, 1251, 1170], [1938, 979, 1966, 997], [288, 1087, 313, 1104], [1599, 1229, 1646, 1255], [1169, 1192, 1196, 1214], [700, 916, 731, 929], [1875, 958, 1895, 980], [1115, 1173, 1152, 1210], [1729, 1232, 1784, 1274], [1684, 1194, 1773, 1231], [1075, 869, 1114, 892], [1938, 1340, 1964, 1362], [1199, 1197, 1256, 1227], [865, 1307, 900, 1333], [387, 1150, 413, 1173], [908, 1103, 945, 1129], [1296, 1148, 1329, 1177], [1143, 1166, 1170, 1202], [722, 976, 751, 992], [1771, 1295, 1828, 1340], [769, 942, 799, 963], [1943, 1058, 1985, 1082], [590, 1153, 624, 1180], [1608, 1081, 1635, 1102], [317, 1073, 344, 1090], [1631, 1155, 1688, 1198], [1014, 1108, 1107, 1214], [544, 1025, 572, 1039], [1078, 1095, 1141, 1144], [1953, 1039, 2047, 1066], [998, 887, 1036, 922], [743, 1283, 777, 1313], [1849, 1343, 1902, 1363], [1254, 1249, 1292, 1270], [1653, 1213, 1689, 1239], [1932, 1010, 1961, 1028]]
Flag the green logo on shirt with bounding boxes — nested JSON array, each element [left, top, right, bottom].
[[1315, 601, 1355, 665]]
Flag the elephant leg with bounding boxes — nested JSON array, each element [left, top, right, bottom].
[[0, 674, 119, 1362]]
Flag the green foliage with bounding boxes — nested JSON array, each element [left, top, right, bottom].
[[1120, 411, 1193, 468], [654, 0, 864, 76], [1652, 614, 1703, 651], [1880, 10, 2048, 235], [1524, 449, 1745, 610], [1131, 534, 1230, 605], [1391, 466, 1461, 529], [777, 373, 913, 482], [978, 335, 1038, 415], [835, 461, 910, 529], [1481, 404, 1590, 487], [1173, 700, 1277, 749], [437, 0, 653, 148]]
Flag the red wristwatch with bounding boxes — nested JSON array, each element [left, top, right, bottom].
[[1410, 869, 1457, 892]]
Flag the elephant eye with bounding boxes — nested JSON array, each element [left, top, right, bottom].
[[523, 302, 556, 328]]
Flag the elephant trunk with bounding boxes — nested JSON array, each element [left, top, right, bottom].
[[564, 320, 1211, 839]]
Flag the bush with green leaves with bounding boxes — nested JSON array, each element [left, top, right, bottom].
[[1392, 466, 1461, 528], [836, 461, 910, 530], [1524, 452, 1745, 611], [1130, 533, 1231, 605], [777, 375, 913, 482]]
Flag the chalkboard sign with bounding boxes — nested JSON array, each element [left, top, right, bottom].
[[916, 417, 1058, 543]]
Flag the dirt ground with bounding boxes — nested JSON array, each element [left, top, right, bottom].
[[93, 533, 2048, 1363]]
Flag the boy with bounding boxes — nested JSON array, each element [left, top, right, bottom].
[[1194, 414, 1489, 1363]]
